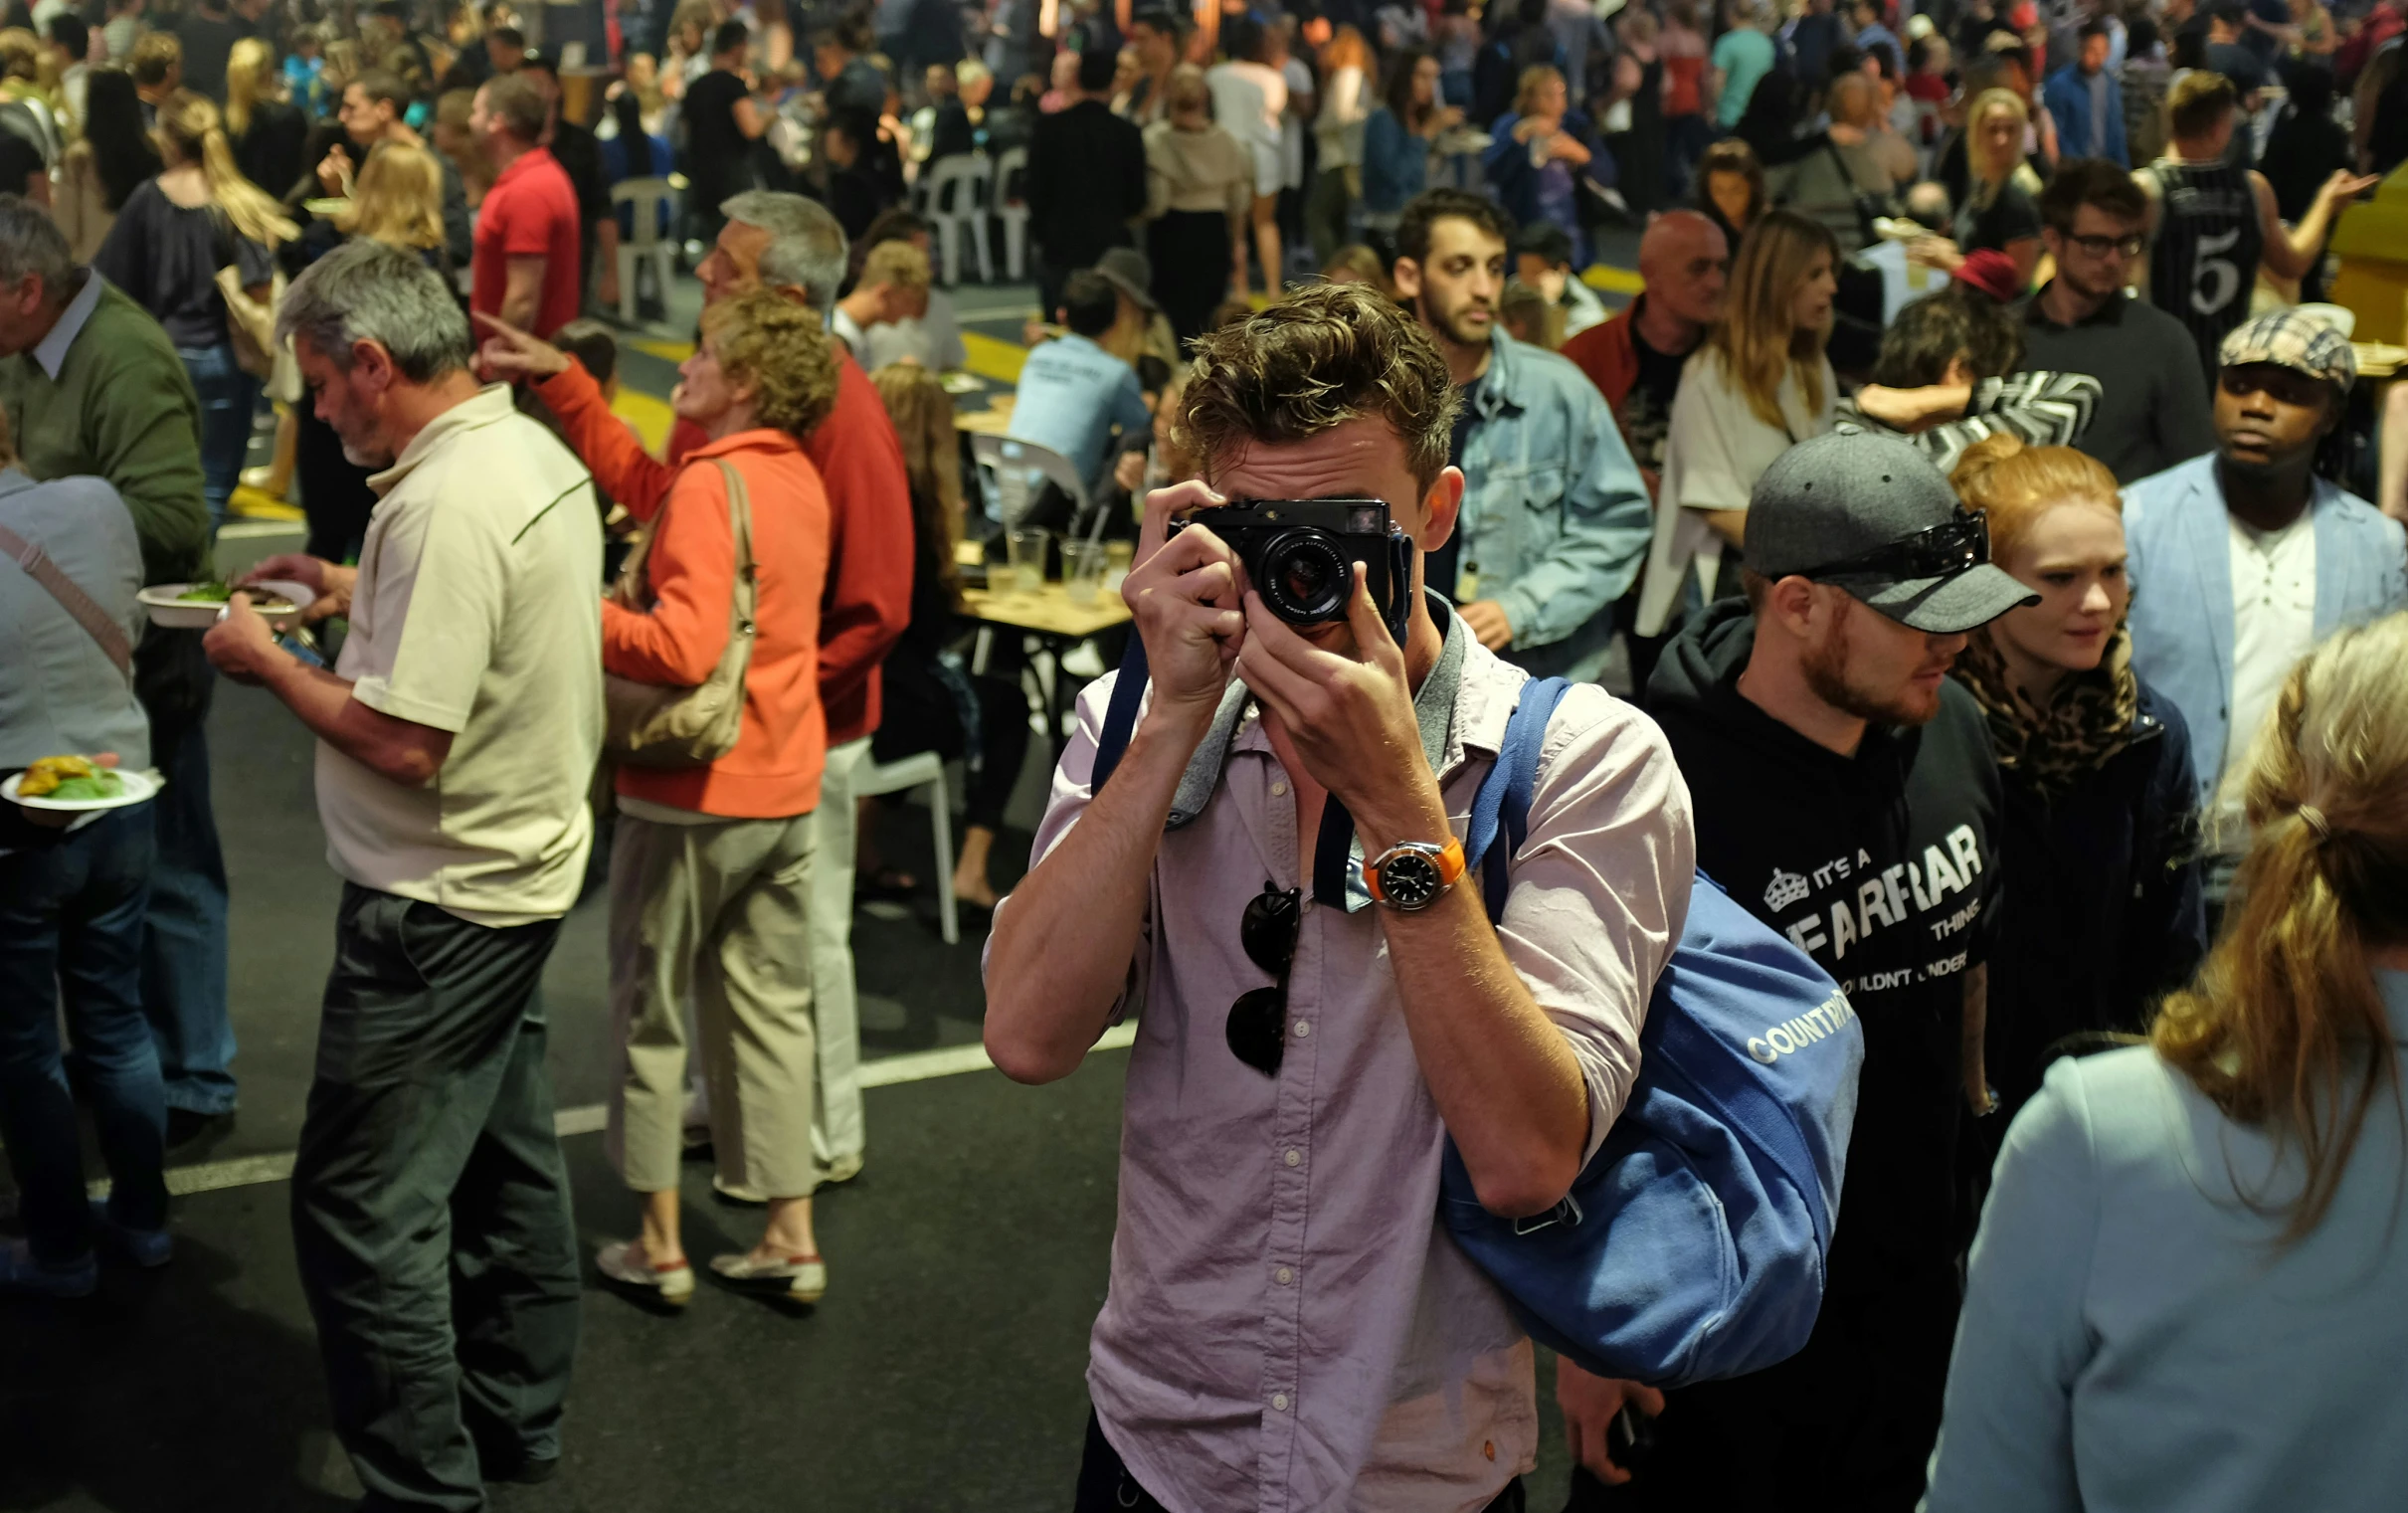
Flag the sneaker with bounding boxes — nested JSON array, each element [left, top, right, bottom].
[[90, 1200, 173, 1268], [0, 1238, 98, 1298], [596, 1239, 694, 1305], [708, 1248, 826, 1303]]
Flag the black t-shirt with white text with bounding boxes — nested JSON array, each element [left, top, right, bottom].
[[1648, 600, 2005, 1285]]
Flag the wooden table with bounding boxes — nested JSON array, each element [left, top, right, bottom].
[[956, 401, 1016, 436], [963, 582, 1131, 751]]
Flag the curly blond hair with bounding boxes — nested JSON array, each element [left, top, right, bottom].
[[700, 290, 840, 441]]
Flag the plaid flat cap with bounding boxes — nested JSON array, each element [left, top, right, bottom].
[[2219, 309, 2358, 392]]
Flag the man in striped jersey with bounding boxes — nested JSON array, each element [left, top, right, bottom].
[[2136, 69, 2375, 383]]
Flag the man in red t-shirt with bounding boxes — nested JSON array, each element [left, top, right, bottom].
[[470, 73, 581, 337]]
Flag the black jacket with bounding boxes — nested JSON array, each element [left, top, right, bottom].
[[1649, 600, 2005, 1283], [1977, 675, 2206, 1123], [1026, 99, 1145, 272]]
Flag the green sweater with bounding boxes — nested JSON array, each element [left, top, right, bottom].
[[0, 277, 210, 585]]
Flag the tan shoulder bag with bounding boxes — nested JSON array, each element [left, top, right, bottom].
[[603, 457, 758, 768]]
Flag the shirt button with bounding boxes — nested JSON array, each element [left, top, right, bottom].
[[1271, 1393, 1290, 1412], [1271, 781, 1289, 797], [1275, 1265, 1294, 1285], [1284, 1148, 1302, 1168], [1293, 1020, 1311, 1039]]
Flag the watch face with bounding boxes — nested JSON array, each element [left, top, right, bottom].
[[1381, 851, 1444, 909]]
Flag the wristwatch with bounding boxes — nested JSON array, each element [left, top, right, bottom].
[[1364, 839, 1467, 912]]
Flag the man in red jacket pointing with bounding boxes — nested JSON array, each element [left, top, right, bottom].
[[479, 189, 911, 1189]]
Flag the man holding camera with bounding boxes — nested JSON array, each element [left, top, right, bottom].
[[1391, 189, 1652, 684], [984, 284, 1694, 1509]]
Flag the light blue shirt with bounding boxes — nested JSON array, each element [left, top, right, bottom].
[[0, 467, 148, 771], [1006, 332, 1152, 502], [1924, 971, 2408, 1513], [2122, 452, 2408, 809], [1454, 330, 1651, 680]]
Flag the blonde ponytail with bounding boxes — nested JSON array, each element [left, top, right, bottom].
[[158, 89, 298, 248], [2151, 611, 2408, 1242]]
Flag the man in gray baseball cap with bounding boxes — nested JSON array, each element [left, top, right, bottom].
[[1586, 429, 2025, 1508]]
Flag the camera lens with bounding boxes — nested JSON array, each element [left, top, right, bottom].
[[1256, 529, 1351, 624]]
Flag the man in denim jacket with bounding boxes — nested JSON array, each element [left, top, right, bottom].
[[1392, 189, 1652, 682]]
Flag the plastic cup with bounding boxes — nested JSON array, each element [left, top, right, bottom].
[[1063, 540, 1106, 606], [1007, 527, 1050, 594]]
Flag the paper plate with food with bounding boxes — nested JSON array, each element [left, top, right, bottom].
[[139, 579, 312, 630], [3, 755, 161, 812]]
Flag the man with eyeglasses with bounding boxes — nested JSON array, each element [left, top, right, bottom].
[[2123, 311, 2407, 921], [983, 283, 1694, 1511], [2018, 158, 2215, 484], [1572, 431, 2032, 1511]]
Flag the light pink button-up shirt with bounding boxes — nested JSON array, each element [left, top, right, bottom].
[[992, 625, 1694, 1512]]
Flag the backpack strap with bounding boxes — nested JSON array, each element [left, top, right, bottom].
[[0, 520, 132, 680], [1464, 676, 1573, 925], [1088, 632, 1150, 794]]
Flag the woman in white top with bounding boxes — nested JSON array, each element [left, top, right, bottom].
[[1925, 610, 2408, 1513], [1306, 25, 1373, 266], [1204, 14, 1287, 296], [1637, 209, 1839, 639]]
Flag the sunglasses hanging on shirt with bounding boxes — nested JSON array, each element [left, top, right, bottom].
[[1228, 882, 1301, 1076]]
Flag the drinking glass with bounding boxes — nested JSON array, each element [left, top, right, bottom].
[[1063, 540, 1107, 607], [1007, 527, 1050, 594]]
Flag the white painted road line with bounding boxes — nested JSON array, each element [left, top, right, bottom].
[[70, 1025, 1144, 1205]]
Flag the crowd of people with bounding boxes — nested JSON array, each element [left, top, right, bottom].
[[2, 0, 2407, 1510]]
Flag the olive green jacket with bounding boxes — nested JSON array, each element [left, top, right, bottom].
[[0, 271, 209, 585]]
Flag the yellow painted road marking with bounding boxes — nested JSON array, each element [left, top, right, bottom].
[[614, 387, 676, 454], [1582, 264, 1643, 294], [963, 328, 1028, 384]]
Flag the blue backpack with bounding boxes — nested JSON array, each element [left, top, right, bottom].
[[1446, 678, 1861, 1387]]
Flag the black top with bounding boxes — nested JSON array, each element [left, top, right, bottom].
[[0, 126, 40, 197], [175, 11, 251, 100], [1953, 178, 2041, 255], [1977, 677, 2205, 1123], [1620, 299, 1691, 478], [2202, 40, 2267, 95], [679, 68, 752, 197], [1422, 374, 1486, 601], [549, 120, 611, 227], [93, 179, 276, 348], [1025, 99, 1146, 271], [1648, 600, 2005, 1284], [2143, 157, 2263, 382], [826, 161, 890, 243], [2017, 286, 2217, 483], [929, 99, 981, 162], [232, 100, 308, 219]]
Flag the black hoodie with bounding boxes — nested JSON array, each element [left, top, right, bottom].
[[1648, 600, 2004, 1285]]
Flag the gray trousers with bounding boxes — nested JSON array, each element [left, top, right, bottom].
[[607, 808, 820, 1198], [292, 884, 580, 1512]]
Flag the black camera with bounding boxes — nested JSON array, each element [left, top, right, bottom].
[[1168, 498, 1409, 628]]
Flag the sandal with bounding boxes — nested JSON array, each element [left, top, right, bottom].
[[855, 866, 919, 899], [709, 1248, 828, 1303], [597, 1239, 695, 1306]]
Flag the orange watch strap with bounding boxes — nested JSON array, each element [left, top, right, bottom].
[[1366, 838, 1467, 904]]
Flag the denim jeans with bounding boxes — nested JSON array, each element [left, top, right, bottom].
[[179, 342, 262, 535], [0, 806, 169, 1265], [140, 681, 237, 1114], [293, 885, 580, 1511]]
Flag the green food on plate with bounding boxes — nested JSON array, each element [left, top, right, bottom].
[[45, 772, 124, 801], [176, 581, 235, 602]]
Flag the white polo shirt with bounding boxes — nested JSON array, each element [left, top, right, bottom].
[[318, 383, 604, 926]]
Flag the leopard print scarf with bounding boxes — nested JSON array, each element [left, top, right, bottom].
[[1956, 624, 2140, 801]]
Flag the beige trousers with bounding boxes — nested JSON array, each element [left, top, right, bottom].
[[606, 808, 819, 1198]]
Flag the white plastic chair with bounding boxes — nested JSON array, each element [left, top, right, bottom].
[[853, 750, 958, 944], [917, 153, 994, 284], [611, 177, 680, 323], [993, 145, 1030, 281], [971, 432, 1090, 531]]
